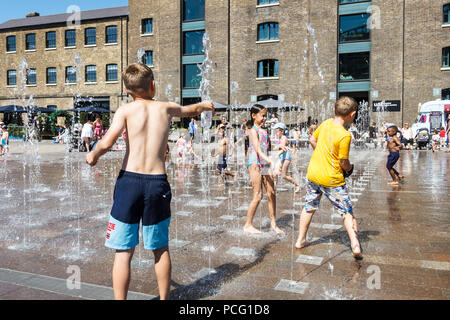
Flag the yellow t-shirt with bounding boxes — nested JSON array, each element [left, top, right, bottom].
[[306, 119, 351, 187]]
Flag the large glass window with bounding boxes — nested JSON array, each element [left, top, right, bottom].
[[443, 47, 450, 68], [26, 68, 36, 85], [6, 36, 16, 52], [442, 88, 450, 100], [106, 64, 118, 81], [85, 65, 97, 82], [142, 18, 153, 34], [258, 0, 279, 5], [26, 33, 36, 50], [339, 14, 370, 43], [46, 31, 56, 48], [445, 4, 450, 24], [183, 0, 205, 22], [143, 51, 154, 66], [85, 28, 96, 45], [7, 70, 17, 86], [65, 66, 77, 83], [183, 64, 201, 88], [105, 26, 118, 44], [339, 0, 371, 4], [65, 30, 76, 47], [339, 52, 370, 81], [257, 59, 279, 78], [46, 67, 57, 84], [183, 30, 205, 55], [257, 22, 279, 41]]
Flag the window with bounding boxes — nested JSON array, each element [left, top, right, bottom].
[[257, 94, 278, 101], [7, 70, 17, 86], [183, 30, 205, 55], [257, 0, 279, 5], [26, 33, 36, 50], [183, 64, 201, 88], [443, 47, 450, 68], [6, 36, 16, 52], [106, 64, 118, 82], [65, 30, 76, 47], [442, 88, 450, 100], [141, 18, 153, 34], [445, 4, 450, 24], [183, 0, 205, 22], [105, 26, 118, 44], [339, 0, 371, 4], [85, 65, 97, 82], [257, 59, 279, 78], [257, 22, 279, 41], [339, 52, 370, 81], [339, 14, 370, 43], [65, 66, 77, 83], [143, 50, 154, 66], [46, 31, 56, 48], [26, 68, 36, 85], [85, 28, 96, 45], [46, 68, 57, 84]]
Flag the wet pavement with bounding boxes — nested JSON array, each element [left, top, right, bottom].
[[0, 141, 448, 300]]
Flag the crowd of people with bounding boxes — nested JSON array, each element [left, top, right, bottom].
[[83, 63, 370, 300]]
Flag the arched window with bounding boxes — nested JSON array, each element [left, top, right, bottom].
[[257, 59, 279, 78], [257, 22, 279, 41], [443, 47, 450, 68], [444, 4, 450, 25]]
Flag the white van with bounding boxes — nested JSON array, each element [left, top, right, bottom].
[[411, 100, 450, 137]]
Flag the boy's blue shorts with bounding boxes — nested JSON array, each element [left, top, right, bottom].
[[386, 151, 400, 170], [105, 170, 171, 251]]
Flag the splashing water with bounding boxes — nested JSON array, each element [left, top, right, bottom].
[[137, 48, 146, 64], [198, 32, 214, 129]]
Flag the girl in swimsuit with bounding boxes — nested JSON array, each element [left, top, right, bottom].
[[93, 116, 103, 140], [244, 104, 283, 235], [273, 123, 300, 193]]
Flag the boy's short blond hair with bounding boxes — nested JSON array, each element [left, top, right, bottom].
[[123, 63, 154, 96], [335, 96, 358, 117]]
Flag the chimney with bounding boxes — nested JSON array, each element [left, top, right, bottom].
[[26, 12, 40, 18]]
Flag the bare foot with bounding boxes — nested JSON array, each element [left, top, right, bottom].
[[271, 224, 284, 235], [243, 225, 263, 234], [351, 243, 363, 260], [387, 181, 399, 186], [295, 239, 307, 249], [294, 184, 300, 193], [398, 175, 404, 180]]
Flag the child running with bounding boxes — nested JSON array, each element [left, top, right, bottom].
[[86, 63, 214, 300], [213, 126, 236, 184], [175, 133, 187, 165], [272, 123, 300, 193], [295, 96, 362, 259], [1, 125, 9, 156], [386, 126, 404, 185], [244, 104, 283, 235]]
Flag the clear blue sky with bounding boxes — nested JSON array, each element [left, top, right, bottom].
[[0, 0, 129, 23]]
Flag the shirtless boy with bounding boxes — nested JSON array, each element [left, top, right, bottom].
[[86, 63, 214, 300]]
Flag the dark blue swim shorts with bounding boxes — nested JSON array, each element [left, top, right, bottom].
[[105, 170, 171, 251]]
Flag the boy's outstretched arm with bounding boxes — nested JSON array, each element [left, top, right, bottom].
[[86, 107, 126, 166], [167, 101, 214, 118]]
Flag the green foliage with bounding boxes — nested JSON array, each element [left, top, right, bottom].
[[7, 123, 25, 138]]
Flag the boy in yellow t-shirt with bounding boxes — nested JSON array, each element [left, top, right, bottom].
[[295, 96, 362, 259]]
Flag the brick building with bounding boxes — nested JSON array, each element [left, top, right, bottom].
[[0, 6, 128, 119], [1, 1, 449, 126]]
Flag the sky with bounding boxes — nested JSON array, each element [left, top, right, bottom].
[[0, 0, 129, 23]]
